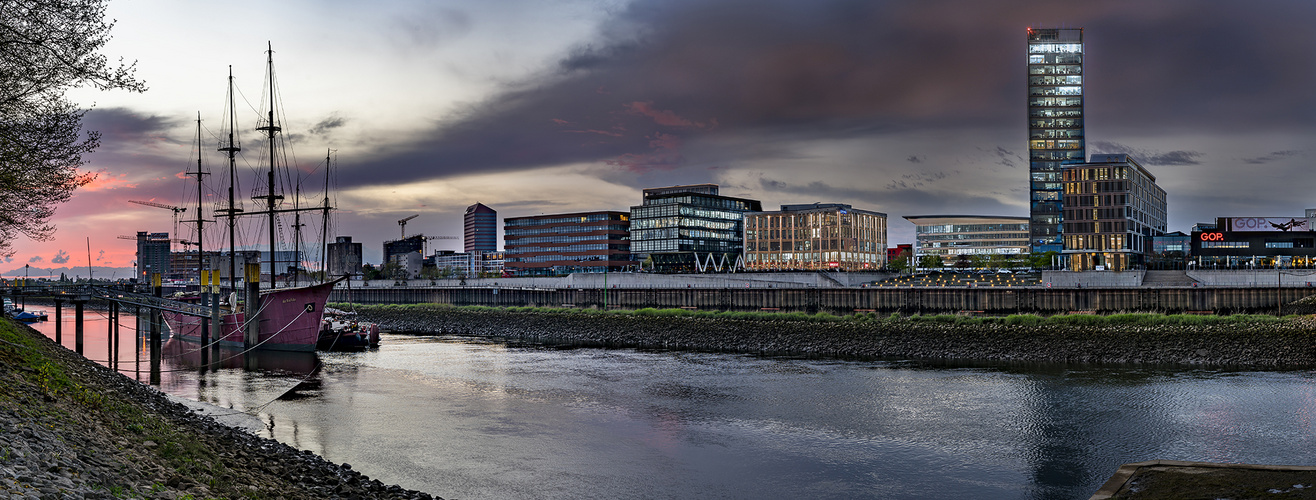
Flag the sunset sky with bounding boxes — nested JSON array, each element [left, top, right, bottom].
[[7, 0, 1316, 277]]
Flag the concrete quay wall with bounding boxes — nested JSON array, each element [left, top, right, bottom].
[[331, 285, 1316, 315]]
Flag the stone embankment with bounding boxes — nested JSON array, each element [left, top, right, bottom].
[[0, 319, 440, 500], [353, 305, 1316, 367]]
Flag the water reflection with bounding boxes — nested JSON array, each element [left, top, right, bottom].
[[24, 308, 1316, 499]]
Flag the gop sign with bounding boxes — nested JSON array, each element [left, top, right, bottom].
[[1229, 217, 1310, 232], [1200, 232, 1225, 241]]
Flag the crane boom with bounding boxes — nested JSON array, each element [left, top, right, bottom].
[[398, 214, 420, 239]]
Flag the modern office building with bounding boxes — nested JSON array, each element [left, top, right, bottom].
[[1028, 27, 1085, 253], [327, 236, 363, 277], [428, 250, 505, 277], [1061, 154, 1167, 271], [503, 211, 631, 276], [464, 202, 498, 253], [1190, 212, 1316, 268], [135, 231, 171, 282], [629, 184, 762, 272], [743, 203, 887, 271], [903, 216, 1030, 267]]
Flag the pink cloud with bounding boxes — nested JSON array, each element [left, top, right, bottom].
[[606, 132, 684, 173], [80, 171, 137, 192], [625, 101, 715, 129]]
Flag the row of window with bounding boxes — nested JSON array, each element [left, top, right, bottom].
[[918, 232, 1029, 242], [505, 213, 626, 227], [637, 195, 757, 211], [1029, 96, 1083, 108], [505, 243, 627, 255], [504, 224, 628, 237], [629, 216, 739, 231], [1028, 53, 1082, 64], [1028, 43, 1082, 54], [1028, 65, 1082, 76], [506, 234, 629, 245], [917, 223, 1029, 234], [746, 240, 882, 252]]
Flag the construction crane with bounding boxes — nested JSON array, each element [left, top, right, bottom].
[[129, 200, 187, 243], [398, 214, 419, 239]]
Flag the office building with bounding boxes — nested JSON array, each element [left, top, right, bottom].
[[629, 184, 761, 272], [1191, 212, 1316, 268], [504, 211, 631, 276], [327, 236, 363, 277], [1028, 27, 1085, 253], [903, 216, 1030, 267], [135, 231, 171, 282], [1061, 154, 1167, 271], [464, 203, 498, 253], [743, 203, 887, 271]]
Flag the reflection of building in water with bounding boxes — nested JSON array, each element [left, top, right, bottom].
[[1190, 210, 1316, 268]]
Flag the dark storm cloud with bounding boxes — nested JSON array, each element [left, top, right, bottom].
[[82, 108, 180, 147], [342, 0, 1316, 189], [1089, 141, 1203, 166], [1242, 150, 1301, 165], [309, 115, 346, 136], [50, 250, 70, 264]]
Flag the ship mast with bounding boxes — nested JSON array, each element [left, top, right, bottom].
[[185, 113, 209, 280], [321, 149, 331, 283], [255, 42, 285, 290], [215, 66, 243, 295]]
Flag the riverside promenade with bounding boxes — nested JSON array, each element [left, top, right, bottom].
[[330, 270, 1316, 315]]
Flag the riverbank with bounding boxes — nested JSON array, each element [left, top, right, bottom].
[[346, 304, 1316, 367], [0, 318, 439, 499]]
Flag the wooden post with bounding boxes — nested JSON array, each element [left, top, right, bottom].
[[111, 302, 120, 369], [244, 262, 261, 347], [150, 273, 162, 384], [53, 299, 62, 345], [74, 299, 84, 355]]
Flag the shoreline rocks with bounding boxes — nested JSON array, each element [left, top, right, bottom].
[[0, 319, 440, 499], [353, 306, 1316, 368]]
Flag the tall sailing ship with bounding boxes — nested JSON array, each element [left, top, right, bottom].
[[162, 43, 337, 352]]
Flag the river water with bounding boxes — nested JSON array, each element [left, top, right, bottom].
[[23, 308, 1316, 499]]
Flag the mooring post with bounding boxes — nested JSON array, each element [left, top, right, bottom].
[[150, 273, 162, 380], [74, 299, 84, 355], [200, 270, 211, 366], [111, 302, 120, 368], [244, 262, 261, 347], [53, 299, 62, 345], [210, 266, 221, 365]]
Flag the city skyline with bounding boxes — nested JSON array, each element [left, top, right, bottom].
[[7, 0, 1316, 276]]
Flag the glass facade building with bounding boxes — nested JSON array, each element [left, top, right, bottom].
[[1061, 154, 1167, 271], [503, 211, 631, 276], [1028, 27, 1085, 253], [903, 216, 1030, 266], [629, 184, 762, 272], [744, 204, 887, 271]]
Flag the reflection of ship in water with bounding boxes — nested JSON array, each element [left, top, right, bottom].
[[163, 337, 318, 375]]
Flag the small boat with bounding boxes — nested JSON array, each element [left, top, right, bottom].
[[12, 309, 47, 322], [316, 308, 379, 351]]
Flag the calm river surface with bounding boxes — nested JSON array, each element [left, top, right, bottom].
[[25, 308, 1316, 499]]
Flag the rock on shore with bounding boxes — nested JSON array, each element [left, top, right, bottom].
[[0, 319, 440, 500], [353, 305, 1316, 367]]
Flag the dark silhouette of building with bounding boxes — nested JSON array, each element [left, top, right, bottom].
[[135, 232, 170, 282], [328, 236, 363, 277], [465, 202, 498, 253]]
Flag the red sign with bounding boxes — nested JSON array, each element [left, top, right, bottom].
[[828, 261, 840, 268], [1200, 232, 1225, 241]]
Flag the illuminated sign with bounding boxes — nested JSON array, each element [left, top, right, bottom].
[[1200, 232, 1225, 241], [1228, 217, 1310, 232]]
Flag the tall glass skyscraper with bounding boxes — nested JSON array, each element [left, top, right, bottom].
[[1027, 27, 1084, 253]]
